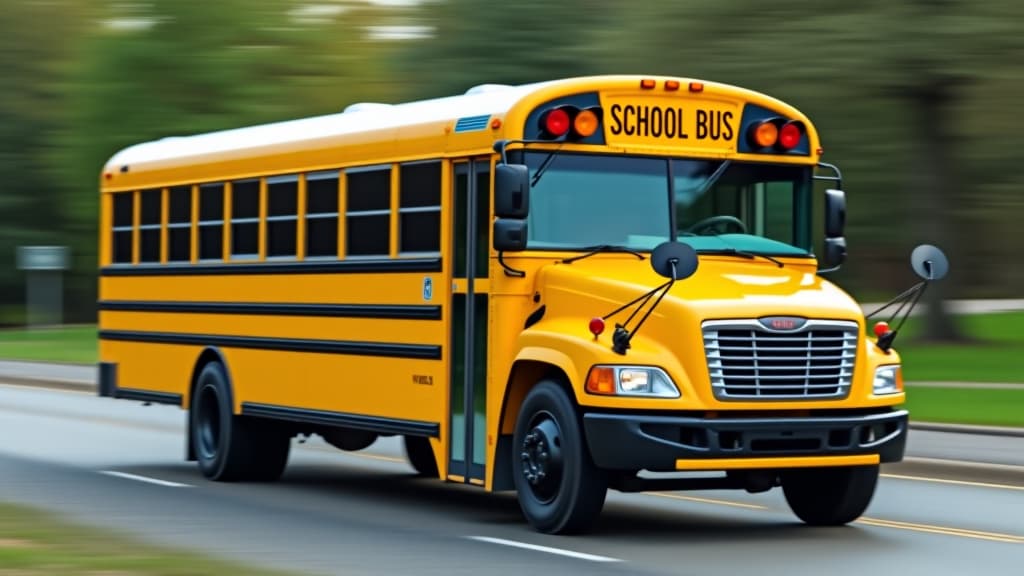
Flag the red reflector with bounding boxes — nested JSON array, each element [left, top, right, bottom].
[[688, 82, 704, 93], [640, 78, 656, 90], [542, 108, 571, 137], [873, 321, 890, 339], [490, 118, 502, 130], [589, 317, 605, 337], [779, 122, 802, 149], [665, 80, 680, 91]]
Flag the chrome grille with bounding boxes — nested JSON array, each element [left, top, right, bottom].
[[703, 319, 857, 400]]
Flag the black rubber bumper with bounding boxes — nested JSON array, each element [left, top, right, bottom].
[[583, 410, 908, 471]]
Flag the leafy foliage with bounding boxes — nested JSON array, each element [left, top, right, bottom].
[[0, 0, 1021, 326]]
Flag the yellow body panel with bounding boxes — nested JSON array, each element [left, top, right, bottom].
[[675, 454, 880, 471], [97, 75, 902, 494]]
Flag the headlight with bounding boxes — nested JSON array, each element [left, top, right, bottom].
[[585, 366, 680, 398], [873, 365, 903, 395]]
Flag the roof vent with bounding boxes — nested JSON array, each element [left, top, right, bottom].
[[343, 102, 393, 114], [465, 84, 513, 95]]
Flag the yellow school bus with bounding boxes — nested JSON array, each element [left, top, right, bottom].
[[98, 75, 917, 534]]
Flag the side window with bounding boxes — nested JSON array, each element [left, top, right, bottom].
[[167, 186, 192, 262], [139, 189, 162, 263], [111, 192, 134, 264], [267, 176, 298, 258], [231, 179, 260, 259], [346, 167, 391, 257], [306, 171, 339, 258], [199, 183, 224, 261], [399, 162, 441, 255]]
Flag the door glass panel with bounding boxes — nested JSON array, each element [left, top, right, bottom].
[[454, 164, 469, 279], [449, 292, 466, 465], [473, 167, 490, 279], [472, 294, 488, 466]]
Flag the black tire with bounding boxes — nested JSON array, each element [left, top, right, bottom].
[[512, 380, 607, 534], [782, 465, 879, 526], [190, 362, 290, 482], [403, 435, 439, 477]]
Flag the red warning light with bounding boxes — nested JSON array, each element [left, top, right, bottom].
[[778, 122, 803, 150], [541, 108, 571, 137], [589, 317, 606, 337], [873, 321, 890, 338]]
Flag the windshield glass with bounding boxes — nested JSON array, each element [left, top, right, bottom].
[[524, 152, 812, 256]]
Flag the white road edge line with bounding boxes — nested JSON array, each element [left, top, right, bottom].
[[100, 470, 193, 488], [467, 536, 621, 563]]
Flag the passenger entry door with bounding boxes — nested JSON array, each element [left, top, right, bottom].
[[448, 159, 491, 484]]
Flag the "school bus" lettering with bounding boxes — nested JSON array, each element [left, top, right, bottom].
[[609, 104, 734, 141]]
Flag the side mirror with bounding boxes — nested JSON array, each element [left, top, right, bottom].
[[911, 244, 949, 281], [494, 164, 530, 218], [824, 189, 846, 238], [493, 218, 528, 252], [650, 241, 699, 280], [822, 237, 847, 270]]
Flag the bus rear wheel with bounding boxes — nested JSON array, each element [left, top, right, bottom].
[[781, 464, 879, 526], [190, 362, 291, 482], [403, 435, 438, 477], [512, 380, 607, 534]]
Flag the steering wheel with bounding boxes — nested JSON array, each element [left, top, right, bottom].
[[686, 215, 747, 236]]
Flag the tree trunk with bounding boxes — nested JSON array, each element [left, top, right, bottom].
[[910, 77, 968, 342]]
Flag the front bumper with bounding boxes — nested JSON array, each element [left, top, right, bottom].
[[583, 409, 908, 471]]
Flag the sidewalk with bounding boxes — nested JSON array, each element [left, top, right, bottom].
[[860, 298, 1024, 317]]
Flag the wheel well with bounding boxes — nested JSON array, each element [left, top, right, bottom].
[[493, 360, 574, 491], [186, 348, 229, 462], [500, 360, 574, 436]]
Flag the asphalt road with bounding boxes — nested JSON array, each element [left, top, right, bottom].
[[1, 383, 1022, 575]]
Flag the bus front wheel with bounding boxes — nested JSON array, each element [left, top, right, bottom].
[[190, 362, 290, 482], [781, 464, 879, 526], [512, 380, 607, 534]]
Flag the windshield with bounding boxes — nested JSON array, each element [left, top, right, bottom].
[[523, 152, 813, 256]]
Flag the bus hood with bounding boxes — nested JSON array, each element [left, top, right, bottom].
[[537, 255, 863, 324]]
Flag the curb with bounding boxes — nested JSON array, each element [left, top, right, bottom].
[[885, 457, 1024, 487], [1, 376, 96, 394], [910, 421, 1024, 438], [3, 376, 1023, 435]]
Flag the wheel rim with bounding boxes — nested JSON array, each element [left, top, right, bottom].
[[197, 384, 221, 460], [519, 411, 564, 504]]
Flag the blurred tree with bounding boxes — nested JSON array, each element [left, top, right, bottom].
[[401, 0, 618, 98], [59, 0, 400, 321], [0, 1, 91, 324], [603, 0, 1024, 341]]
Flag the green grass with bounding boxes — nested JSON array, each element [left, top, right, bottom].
[[0, 326, 97, 364], [902, 386, 1024, 428], [0, 502, 291, 575], [892, 311, 1024, 383]]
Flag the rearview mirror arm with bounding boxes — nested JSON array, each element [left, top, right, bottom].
[[498, 252, 525, 278]]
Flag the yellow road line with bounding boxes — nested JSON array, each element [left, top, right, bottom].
[[882, 473, 1024, 492], [346, 451, 406, 464], [858, 517, 1024, 544], [649, 492, 767, 510]]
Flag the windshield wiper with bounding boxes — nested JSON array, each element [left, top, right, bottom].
[[703, 248, 785, 268], [562, 244, 645, 264], [530, 142, 566, 187]]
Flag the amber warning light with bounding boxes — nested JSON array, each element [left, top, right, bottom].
[[747, 119, 804, 151]]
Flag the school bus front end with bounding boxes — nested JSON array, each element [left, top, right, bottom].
[[490, 76, 912, 533]]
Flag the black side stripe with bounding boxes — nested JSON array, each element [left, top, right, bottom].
[[242, 402, 439, 438], [99, 330, 441, 360], [99, 301, 441, 320], [100, 258, 441, 277], [114, 388, 182, 406]]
